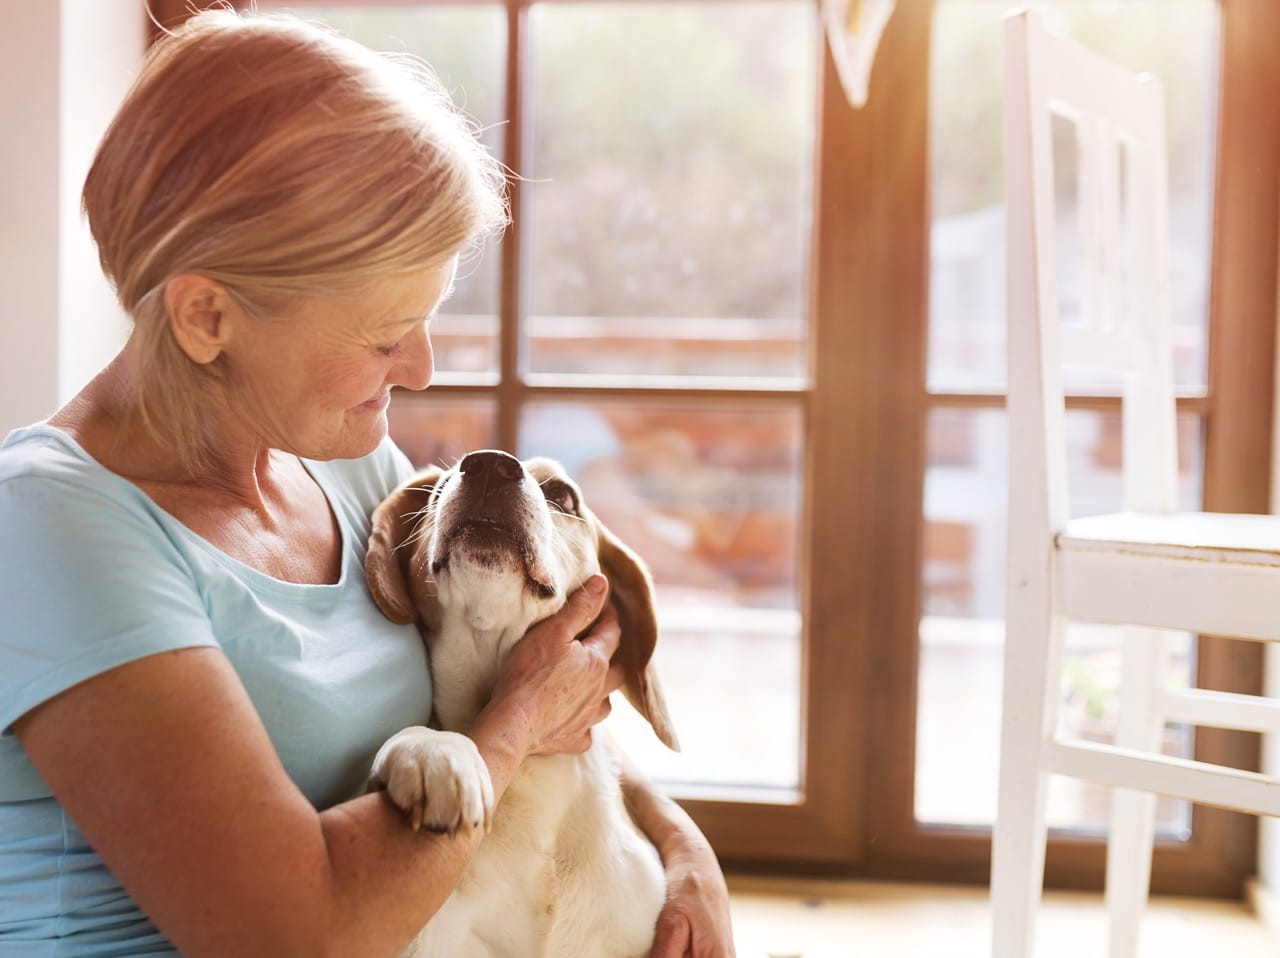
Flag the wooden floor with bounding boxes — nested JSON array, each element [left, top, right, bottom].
[[728, 876, 1278, 957]]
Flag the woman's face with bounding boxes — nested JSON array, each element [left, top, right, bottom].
[[222, 259, 456, 461]]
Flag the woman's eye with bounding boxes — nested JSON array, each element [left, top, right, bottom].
[[377, 317, 432, 357], [543, 481, 578, 515]]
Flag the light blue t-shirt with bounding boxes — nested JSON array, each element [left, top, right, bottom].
[[0, 423, 432, 956]]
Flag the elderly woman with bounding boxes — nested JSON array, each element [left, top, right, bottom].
[[0, 10, 733, 957]]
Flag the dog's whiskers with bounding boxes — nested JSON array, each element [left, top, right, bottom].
[[547, 524, 578, 548], [394, 507, 435, 555]]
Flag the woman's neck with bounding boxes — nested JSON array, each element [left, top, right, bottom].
[[51, 343, 284, 507]]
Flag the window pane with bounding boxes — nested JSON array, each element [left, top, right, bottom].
[[526, 1, 816, 382], [519, 401, 803, 791], [388, 396, 497, 469], [927, 0, 1219, 392], [914, 407, 1202, 832], [279, 4, 506, 377]]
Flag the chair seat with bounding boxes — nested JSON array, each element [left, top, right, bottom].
[[1059, 510, 1280, 567], [1055, 511, 1280, 641]]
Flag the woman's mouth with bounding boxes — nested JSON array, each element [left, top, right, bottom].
[[359, 392, 391, 412]]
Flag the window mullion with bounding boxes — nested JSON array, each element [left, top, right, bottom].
[[498, 0, 529, 451]]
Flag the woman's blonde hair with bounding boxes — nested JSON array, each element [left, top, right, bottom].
[[83, 7, 508, 473]]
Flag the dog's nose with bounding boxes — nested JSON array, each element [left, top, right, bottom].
[[459, 449, 524, 486]]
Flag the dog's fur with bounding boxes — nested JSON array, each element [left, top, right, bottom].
[[365, 450, 680, 958]]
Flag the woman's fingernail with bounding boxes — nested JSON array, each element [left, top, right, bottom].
[[584, 575, 606, 596]]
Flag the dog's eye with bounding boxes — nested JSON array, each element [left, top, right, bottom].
[[542, 479, 579, 516]]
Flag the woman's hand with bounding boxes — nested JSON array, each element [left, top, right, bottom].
[[478, 575, 736, 955], [651, 833, 736, 958], [481, 574, 625, 757], [620, 760, 736, 957]]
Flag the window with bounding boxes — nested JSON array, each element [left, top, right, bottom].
[[158, 0, 1280, 888]]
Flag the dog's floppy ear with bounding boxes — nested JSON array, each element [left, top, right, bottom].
[[592, 513, 680, 752], [366, 466, 444, 627]]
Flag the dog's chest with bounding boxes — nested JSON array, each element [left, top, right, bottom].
[[492, 752, 583, 853], [407, 744, 663, 958]]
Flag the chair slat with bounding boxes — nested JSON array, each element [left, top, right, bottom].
[[1048, 739, 1280, 816], [1039, 38, 1161, 140], [1162, 687, 1280, 733]]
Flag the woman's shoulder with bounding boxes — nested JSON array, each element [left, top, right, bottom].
[[0, 422, 169, 549], [0, 422, 121, 491]]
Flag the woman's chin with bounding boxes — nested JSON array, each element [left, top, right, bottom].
[[346, 419, 390, 459], [305, 416, 388, 461]]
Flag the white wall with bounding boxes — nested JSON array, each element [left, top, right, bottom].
[[0, 0, 141, 436]]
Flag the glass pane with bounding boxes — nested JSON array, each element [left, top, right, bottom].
[[519, 401, 803, 791], [927, 0, 1219, 392], [526, 1, 816, 382], [277, 4, 506, 377], [914, 407, 1203, 832], [388, 396, 497, 470]]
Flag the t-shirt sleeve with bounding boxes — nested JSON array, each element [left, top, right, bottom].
[[0, 475, 218, 734]]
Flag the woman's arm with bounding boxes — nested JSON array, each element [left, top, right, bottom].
[[620, 758, 737, 958], [15, 580, 620, 958]]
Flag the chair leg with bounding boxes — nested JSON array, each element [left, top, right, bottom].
[[1106, 787, 1157, 958], [1104, 628, 1165, 958], [991, 608, 1067, 958], [991, 766, 1053, 957]]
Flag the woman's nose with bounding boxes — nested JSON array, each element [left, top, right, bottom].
[[393, 321, 434, 391]]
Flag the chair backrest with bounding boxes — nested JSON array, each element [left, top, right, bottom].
[[1004, 8, 1178, 523]]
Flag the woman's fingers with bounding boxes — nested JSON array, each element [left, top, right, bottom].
[[486, 575, 631, 757], [559, 574, 610, 638]]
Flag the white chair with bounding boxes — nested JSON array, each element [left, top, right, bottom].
[[992, 8, 1280, 957]]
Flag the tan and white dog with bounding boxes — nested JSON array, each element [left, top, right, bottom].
[[364, 449, 681, 958]]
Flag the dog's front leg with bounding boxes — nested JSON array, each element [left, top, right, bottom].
[[369, 727, 495, 837]]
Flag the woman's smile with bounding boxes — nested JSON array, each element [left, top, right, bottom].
[[358, 392, 393, 413]]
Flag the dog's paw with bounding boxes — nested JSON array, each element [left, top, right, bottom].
[[369, 727, 495, 837]]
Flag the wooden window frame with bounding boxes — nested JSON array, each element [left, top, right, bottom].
[[146, 0, 1280, 893]]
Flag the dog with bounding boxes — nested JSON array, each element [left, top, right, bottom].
[[364, 449, 681, 957]]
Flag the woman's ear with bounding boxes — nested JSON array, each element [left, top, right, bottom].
[[164, 274, 235, 365]]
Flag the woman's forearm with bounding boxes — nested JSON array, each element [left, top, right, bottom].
[[14, 584, 614, 958], [619, 756, 737, 957], [619, 758, 714, 865], [16, 646, 542, 958]]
